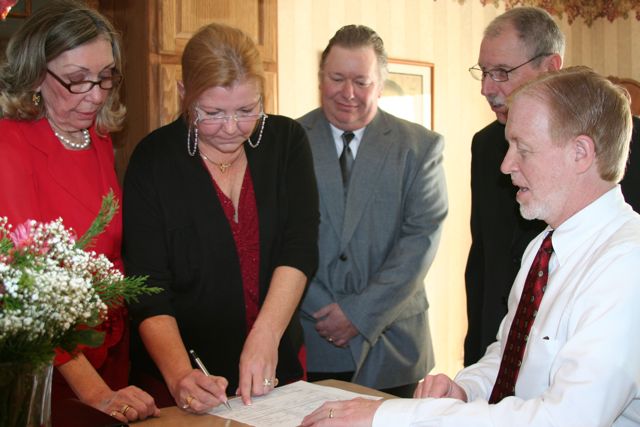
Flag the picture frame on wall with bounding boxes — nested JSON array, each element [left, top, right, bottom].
[[380, 59, 434, 130]]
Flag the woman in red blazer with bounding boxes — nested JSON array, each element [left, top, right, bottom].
[[0, 1, 157, 424]]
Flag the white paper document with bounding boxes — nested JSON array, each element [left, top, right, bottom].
[[208, 380, 382, 427]]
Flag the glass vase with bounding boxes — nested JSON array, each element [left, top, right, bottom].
[[0, 361, 53, 427]]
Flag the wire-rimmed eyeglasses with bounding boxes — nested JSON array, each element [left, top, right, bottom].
[[195, 102, 266, 125], [46, 69, 122, 94], [468, 53, 553, 82]]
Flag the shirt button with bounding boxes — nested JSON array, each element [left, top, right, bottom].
[[339, 253, 348, 261]]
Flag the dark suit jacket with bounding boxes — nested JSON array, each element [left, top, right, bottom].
[[298, 108, 448, 388], [123, 115, 319, 392], [464, 115, 640, 366]]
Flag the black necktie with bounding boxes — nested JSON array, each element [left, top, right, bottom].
[[340, 132, 355, 190]]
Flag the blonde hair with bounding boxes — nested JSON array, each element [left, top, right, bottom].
[[181, 23, 264, 124], [0, 0, 125, 134], [513, 66, 632, 183]]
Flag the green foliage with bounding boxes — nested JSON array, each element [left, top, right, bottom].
[[0, 191, 162, 368], [75, 189, 119, 250]]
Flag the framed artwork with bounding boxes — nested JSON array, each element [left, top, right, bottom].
[[379, 59, 434, 130], [7, 0, 31, 18]]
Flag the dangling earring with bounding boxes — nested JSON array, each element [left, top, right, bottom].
[[187, 118, 199, 156], [32, 91, 41, 106], [248, 114, 268, 149]]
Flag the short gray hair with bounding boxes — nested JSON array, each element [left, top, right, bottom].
[[485, 7, 565, 66]]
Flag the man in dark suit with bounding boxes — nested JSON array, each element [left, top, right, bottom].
[[298, 25, 448, 397], [464, 6, 640, 366]]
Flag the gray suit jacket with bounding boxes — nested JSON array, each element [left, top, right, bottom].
[[298, 108, 448, 388]]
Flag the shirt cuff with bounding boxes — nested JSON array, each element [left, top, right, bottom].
[[373, 398, 423, 426]]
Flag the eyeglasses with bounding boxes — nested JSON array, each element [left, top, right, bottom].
[[46, 69, 122, 94], [195, 103, 265, 125], [468, 53, 553, 82]]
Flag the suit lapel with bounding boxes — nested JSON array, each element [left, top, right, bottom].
[[342, 111, 391, 244], [32, 119, 104, 214], [307, 113, 346, 238]]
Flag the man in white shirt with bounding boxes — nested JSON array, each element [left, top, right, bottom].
[[301, 67, 640, 427]]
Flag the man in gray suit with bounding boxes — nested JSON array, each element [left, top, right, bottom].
[[298, 24, 448, 397]]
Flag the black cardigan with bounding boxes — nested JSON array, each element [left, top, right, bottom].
[[123, 115, 319, 391]]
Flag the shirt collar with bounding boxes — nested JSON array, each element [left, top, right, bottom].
[[551, 186, 626, 267], [329, 123, 366, 157]]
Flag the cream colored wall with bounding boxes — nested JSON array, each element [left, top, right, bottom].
[[560, 16, 640, 78], [277, 0, 640, 379]]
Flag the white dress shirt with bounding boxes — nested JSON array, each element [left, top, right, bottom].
[[329, 123, 365, 159], [374, 186, 640, 426]]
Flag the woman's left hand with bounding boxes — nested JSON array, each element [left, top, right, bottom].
[[237, 323, 279, 405]]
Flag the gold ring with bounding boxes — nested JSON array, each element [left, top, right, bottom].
[[329, 408, 334, 419], [274, 377, 279, 387], [182, 395, 194, 409], [121, 404, 131, 416], [263, 378, 273, 387], [110, 410, 118, 417]]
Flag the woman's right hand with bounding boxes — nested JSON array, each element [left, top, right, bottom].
[[170, 369, 229, 414]]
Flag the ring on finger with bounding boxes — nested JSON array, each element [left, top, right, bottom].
[[182, 395, 194, 409], [263, 378, 273, 387], [329, 408, 334, 419], [110, 410, 118, 418], [121, 404, 131, 416], [327, 336, 334, 342]]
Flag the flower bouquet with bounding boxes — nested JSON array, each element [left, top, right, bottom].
[[0, 190, 160, 426]]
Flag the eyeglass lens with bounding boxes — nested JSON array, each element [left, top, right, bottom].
[[47, 69, 121, 94]]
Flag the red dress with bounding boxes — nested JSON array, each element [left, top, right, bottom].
[[211, 168, 260, 331], [0, 118, 128, 401]]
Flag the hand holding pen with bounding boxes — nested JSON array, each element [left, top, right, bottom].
[[189, 349, 232, 410]]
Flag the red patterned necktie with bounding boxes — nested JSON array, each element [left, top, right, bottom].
[[489, 231, 554, 403]]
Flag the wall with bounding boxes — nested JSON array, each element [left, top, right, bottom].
[[561, 15, 640, 78], [277, 0, 640, 378]]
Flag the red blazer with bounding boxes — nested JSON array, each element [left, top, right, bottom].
[[0, 117, 128, 391]]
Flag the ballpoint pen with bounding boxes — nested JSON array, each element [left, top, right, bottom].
[[189, 349, 233, 410]]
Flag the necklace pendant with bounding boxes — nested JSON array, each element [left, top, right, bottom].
[[218, 162, 232, 173]]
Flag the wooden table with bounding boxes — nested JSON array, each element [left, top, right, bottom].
[[132, 380, 394, 426]]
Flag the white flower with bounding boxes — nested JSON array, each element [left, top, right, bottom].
[[0, 212, 130, 362]]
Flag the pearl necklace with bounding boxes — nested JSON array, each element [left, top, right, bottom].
[[200, 152, 237, 173], [54, 129, 91, 150]]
